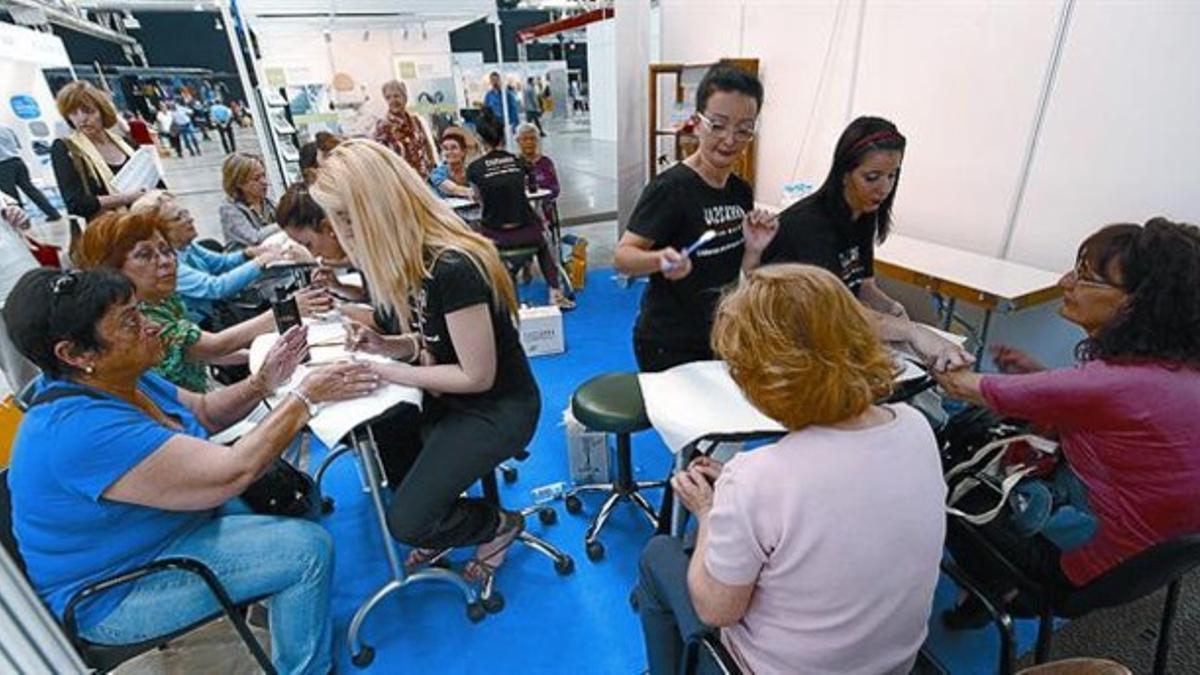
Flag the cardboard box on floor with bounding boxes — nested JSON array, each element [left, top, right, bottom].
[[519, 305, 564, 357]]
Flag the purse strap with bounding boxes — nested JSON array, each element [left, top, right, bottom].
[[944, 433, 1057, 526]]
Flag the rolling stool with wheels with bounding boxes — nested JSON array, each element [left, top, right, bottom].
[[313, 424, 484, 668], [498, 245, 540, 290], [473, 454, 576, 614], [566, 372, 665, 561]]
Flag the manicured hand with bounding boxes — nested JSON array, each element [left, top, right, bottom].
[[343, 319, 388, 355], [912, 328, 976, 373], [671, 466, 716, 517], [687, 455, 724, 484], [256, 325, 308, 391], [295, 287, 334, 316], [299, 361, 381, 404], [991, 345, 1044, 374], [2, 205, 29, 230], [741, 209, 779, 255]]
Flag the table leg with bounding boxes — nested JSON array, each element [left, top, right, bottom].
[[973, 309, 994, 371], [940, 295, 958, 331]]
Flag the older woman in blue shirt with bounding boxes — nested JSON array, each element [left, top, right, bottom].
[[134, 191, 283, 324], [4, 268, 379, 675]]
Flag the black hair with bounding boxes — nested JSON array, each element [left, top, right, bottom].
[[476, 108, 505, 148], [695, 65, 764, 115], [810, 116, 907, 243], [1075, 218, 1200, 369], [298, 140, 320, 177], [276, 181, 327, 232], [2, 268, 135, 378]]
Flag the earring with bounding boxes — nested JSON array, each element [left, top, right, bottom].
[[84, 365, 95, 375]]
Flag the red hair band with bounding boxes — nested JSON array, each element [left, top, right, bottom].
[[849, 130, 904, 155]]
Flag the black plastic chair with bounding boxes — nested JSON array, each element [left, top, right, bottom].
[[682, 632, 741, 675], [947, 518, 1200, 674], [680, 630, 943, 675], [0, 469, 275, 674]]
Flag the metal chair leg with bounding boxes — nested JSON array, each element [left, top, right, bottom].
[[1034, 608, 1054, 663], [629, 491, 660, 529], [1153, 579, 1182, 675], [585, 491, 624, 544]]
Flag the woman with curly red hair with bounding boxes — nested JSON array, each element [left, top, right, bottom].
[[635, 263, 946, 675]]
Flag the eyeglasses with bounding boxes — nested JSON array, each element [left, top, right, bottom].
[[129, 243, 176, 265], [1065, 262, 1120, 290], [695, 112, 757, 143]]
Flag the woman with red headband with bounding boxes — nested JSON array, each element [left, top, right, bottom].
[[764, 116, 973, 371]]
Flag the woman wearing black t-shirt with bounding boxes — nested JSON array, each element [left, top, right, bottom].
[[311, 139, 538, 582], [466, 110, 573, 310], [762, 116, 973, 372], [615, 66, 779, 372]]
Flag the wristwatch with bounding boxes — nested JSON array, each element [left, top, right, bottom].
[[289, 388, 321, 418]]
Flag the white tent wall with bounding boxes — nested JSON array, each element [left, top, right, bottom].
[[1006, 1, 1200, 273], [587, 19, 617, 142], [658, 0, 1200, 368]]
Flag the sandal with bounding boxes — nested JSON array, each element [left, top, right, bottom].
[[404, 546, 450, 574], [463, 510, 525, 583], [551, 292, 577, 312]]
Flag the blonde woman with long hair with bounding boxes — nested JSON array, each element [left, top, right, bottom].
[[636, 264, 945, 675], [310, 139, 537, 581]]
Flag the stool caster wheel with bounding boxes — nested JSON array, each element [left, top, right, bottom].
[[501, 465, 518, 483], [564, 494, 583, 514], [586, 540, 605, 561], [483, 591, 505, 614], [467, 601, 487, 623], [555, 555, 575, 575], [351, 645, 375, 668], [538, 507, 557, 526], [321, 497, 335, 515], [629, 589, 640, 612]]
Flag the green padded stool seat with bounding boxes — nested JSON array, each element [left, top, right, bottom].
[[566, 372, 664, 562], [571, 372, 651, 435]]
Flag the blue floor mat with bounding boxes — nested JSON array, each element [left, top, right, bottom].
[[318, 268, 1041, 674]]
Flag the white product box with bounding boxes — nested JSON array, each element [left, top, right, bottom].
[[563, 408, 611, 484], [518, 305, 564, 357]]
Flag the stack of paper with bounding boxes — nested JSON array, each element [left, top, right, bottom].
[[111, 146, 163, 193]]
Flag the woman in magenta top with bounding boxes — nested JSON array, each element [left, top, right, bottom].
[[937, 217, 1200, 624]]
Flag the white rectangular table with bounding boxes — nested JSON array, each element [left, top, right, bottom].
[[875, 234, 1062, 362]]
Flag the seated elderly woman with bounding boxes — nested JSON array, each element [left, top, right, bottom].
[[133, 191, 284, 324], [935, 217, 1200, 627], [428, 128, 475, 200], [3, 267, 378, 674], [515, 122, 560, 224], [76, 208, 331, 392], [636, 263, 946, 675], [220, 153, 279, 248]]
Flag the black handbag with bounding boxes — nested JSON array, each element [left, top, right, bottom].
[[30, 385, 318, 518]]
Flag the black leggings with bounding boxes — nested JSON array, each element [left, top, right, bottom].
[[634, 337, 713, 373], [379, 397, 539, 550]]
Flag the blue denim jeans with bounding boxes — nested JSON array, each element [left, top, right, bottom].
[[80, 513, 334, 675]]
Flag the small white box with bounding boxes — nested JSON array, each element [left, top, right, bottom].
[[518, 305, 564, 357], [563, 408, 611, 484]]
